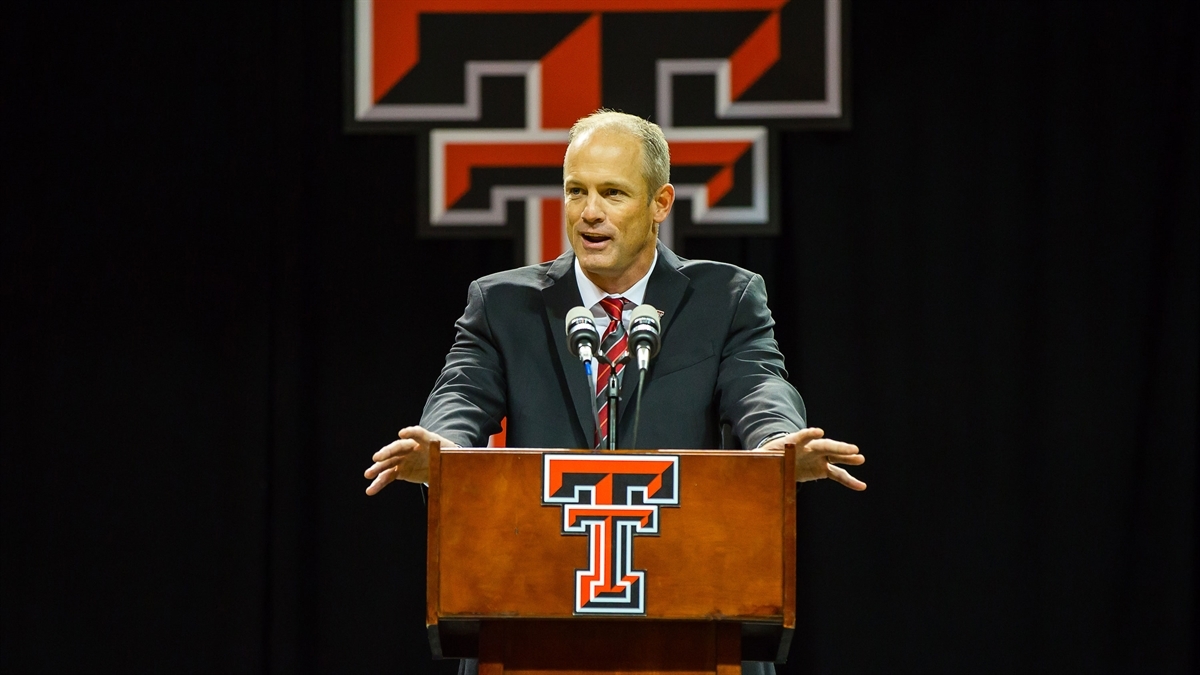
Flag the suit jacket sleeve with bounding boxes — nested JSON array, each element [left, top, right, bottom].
[[419, 280, 506, 447], [716, 273, 807, 449]]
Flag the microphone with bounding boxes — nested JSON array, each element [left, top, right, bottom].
[[627, 304, 660, 450], [565, 307, 599, 362], [628, 304, 661, 371]]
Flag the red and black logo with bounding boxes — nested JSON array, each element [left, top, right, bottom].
[[347, 0, 848, 263], [542, 454, 680, 615]]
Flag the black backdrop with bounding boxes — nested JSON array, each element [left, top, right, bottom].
[[2, 1, 1196, 673]]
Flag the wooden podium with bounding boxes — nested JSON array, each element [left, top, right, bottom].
[[426, 444, 796, 675]]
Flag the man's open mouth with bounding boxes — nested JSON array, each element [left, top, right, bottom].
[[580, 232, 611, 243]]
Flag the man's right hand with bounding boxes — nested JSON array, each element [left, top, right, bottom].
[[364, 426, 458, 495]]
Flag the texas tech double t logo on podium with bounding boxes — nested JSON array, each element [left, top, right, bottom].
[[542, 454, 680, 615], [426, 445, 797, 674]]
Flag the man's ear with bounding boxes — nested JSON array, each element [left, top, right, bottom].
[[652, 183, 675, 223]]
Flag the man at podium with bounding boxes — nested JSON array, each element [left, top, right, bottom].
[[364, 111, 865, 674], [365, 110, 864, 494]]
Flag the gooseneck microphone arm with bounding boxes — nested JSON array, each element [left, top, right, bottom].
[[593, 348, 628, 451], [627, 305, 661, 449], [607, 362, 621, 451], [566, 307, 604, 446], [590, 343, 628, 449]]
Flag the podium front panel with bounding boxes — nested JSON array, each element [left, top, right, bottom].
[[428, 448, 792, 622]]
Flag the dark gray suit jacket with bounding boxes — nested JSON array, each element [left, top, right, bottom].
[[420, 242, 806, 448]]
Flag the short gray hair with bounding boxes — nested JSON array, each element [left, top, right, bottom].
[[567, 110, 671, 199]]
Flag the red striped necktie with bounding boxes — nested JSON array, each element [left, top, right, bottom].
[[595, 296, 631, 450]]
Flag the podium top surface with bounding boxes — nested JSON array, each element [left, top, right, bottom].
[[440, 447, 786, 456]]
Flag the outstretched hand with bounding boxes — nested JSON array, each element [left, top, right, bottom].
[[363, 426, 458, 495], [761, 428, 866, 490]]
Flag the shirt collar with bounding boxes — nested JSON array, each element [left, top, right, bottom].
[[574, 248, 658, 310]]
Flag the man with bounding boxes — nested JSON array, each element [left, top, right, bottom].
[[365, 111, 865, 489], [364, 111, 865, 673]]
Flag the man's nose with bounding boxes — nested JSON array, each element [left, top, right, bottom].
[[580, 193, 604, 223]]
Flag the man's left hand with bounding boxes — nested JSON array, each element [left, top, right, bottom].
[[761, 428, 866, 490]]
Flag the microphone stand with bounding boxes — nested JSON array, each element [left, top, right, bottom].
[[595, 352, 629, 451]]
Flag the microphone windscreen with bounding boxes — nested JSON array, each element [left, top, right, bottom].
[[630, 304, 660, 329], [565, 306, 594, 330], [565, 307, 600, 358]]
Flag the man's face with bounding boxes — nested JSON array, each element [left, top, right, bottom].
[[563, 129, 674, 294]]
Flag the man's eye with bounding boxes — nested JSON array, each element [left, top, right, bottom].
[[606, 189, 622, 197], [566, 188, 583, 196]]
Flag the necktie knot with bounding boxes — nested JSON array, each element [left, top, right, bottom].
[[599, 296, 629, 322]]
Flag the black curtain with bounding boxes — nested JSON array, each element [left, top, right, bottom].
[[2, 1, 1195, 673]]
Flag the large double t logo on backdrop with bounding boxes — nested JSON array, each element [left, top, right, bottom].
[[542, 454, 679, 615], [348, 0, 846, 264]]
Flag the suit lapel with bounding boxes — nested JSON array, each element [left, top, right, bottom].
[[618, 242, 691, 443], [644, 241, 690, 343], [542, 251, 595, 447]]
